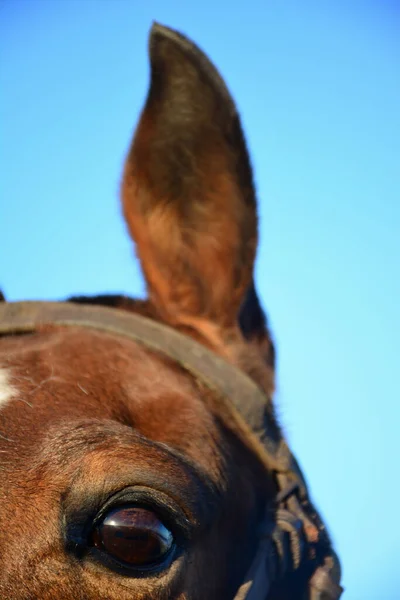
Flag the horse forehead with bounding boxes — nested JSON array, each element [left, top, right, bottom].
[[0, 326, 198, 398], [0, 328, 219, 462]]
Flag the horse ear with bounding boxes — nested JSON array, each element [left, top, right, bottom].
[[122, 23, 258, 331], [239, 281, 276, 369]]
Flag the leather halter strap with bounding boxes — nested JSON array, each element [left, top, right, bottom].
[[0, 301, 343, 599]]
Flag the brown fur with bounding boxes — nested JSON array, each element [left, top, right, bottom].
[[0, 329, 273, 599], [0, 23, 304, 600]]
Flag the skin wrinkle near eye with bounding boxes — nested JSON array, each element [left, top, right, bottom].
[[80, 549, 187, 600], [70, 436, 218, 522], [42, 418, 222, 498]]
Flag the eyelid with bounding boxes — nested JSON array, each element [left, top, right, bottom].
[[93, 486, 193, 541]]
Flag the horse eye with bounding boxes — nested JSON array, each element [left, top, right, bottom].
[[92, 505, 174, 568]]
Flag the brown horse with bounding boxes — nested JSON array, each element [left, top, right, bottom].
[[0, 24, 342, 600]]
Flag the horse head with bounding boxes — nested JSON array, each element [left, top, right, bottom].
[[0, 23, 342, 600]]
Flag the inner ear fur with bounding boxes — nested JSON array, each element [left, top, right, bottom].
[[122, 23, 258, 329]]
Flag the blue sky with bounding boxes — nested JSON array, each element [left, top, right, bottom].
[[1, 2, 399, 598]]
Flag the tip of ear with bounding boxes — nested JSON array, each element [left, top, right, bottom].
[[148, 21, 236, 114], [150, 22, 179, 41], [149, 22, 193, 50]]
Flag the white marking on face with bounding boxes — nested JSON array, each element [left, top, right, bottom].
[[0, 368, 17, 409]]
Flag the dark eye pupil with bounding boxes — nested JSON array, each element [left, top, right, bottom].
[[92, 506, 174, 567]]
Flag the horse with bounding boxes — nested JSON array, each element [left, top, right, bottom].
[[0, 23, 342, 600]]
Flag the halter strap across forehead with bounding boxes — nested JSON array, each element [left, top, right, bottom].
[[0, 301, 289, 469], [0, 301, 343, 599]]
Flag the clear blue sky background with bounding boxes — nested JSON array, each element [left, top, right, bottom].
[[1, 2, 399, 598]]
